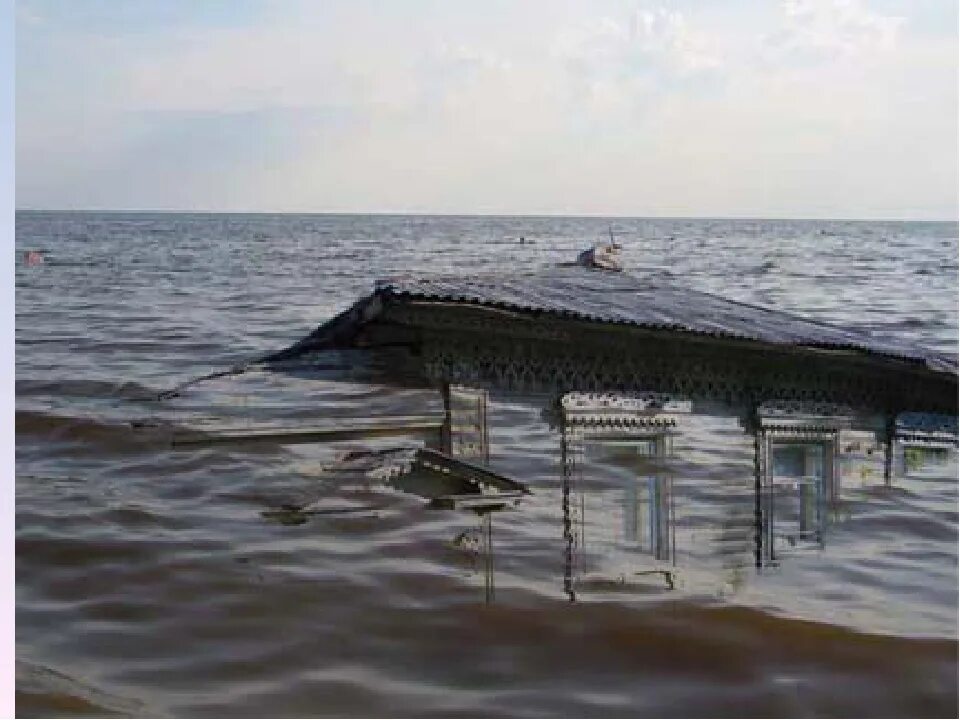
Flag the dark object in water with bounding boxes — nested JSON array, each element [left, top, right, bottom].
[[262, 447, 529, 523], [256, 267, 956, 414], [23, 250, 44, 266], [575, 243, 622, 271], [331, 446, 529, 502], [261, 504, 383, 526]]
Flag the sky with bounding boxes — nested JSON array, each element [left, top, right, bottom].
[[14, 0, 959, 218]]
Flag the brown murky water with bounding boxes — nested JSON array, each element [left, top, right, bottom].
[[16, 213, 958, 717]]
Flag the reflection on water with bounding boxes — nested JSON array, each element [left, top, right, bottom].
[[16, 372, 959, 714], [407, 388, 958, 626], [297, 386, 956, 615]]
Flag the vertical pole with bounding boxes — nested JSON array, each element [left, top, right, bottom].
[[487, 512, 494, 602], [441, 383, 452, 455], [821, 438, 835, 548], [481, 390, 490, 465], [765, 433, 775, 564], [561, 429, 576, 602], [580, 492, 586, 575], [883, 414, 895, 487], [483, 512, 494, 604], [670, 476, 676, 567], [754, 425, 764, 568]]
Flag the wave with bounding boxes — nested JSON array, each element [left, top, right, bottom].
[[15, 410, 156, 452], [16, 378, 160, 401], [16, 659, 153, 718]]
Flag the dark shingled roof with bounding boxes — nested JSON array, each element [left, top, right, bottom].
[[374, 268, 956, 376]]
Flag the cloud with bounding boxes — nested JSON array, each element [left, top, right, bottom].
[[632, 7, 723, 73], [549, 4, 725, 121], [555, 6, 722, 82], [555, 7, 722, 74], [763, 0, 905, 64], [14, 0, 958, 217], [435, 43, 513, 75]]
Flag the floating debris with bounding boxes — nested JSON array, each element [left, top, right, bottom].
[[22, 250, 44, 266], [262, 447, 530, 524], [261, 503, 384, 526]]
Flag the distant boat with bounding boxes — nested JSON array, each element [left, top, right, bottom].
[[575, 242, 623, 271]]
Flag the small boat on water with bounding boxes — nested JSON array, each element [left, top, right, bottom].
[[574, 241, 623, 271]]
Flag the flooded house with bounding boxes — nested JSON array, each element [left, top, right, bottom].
[[161, 260, 958, 607]]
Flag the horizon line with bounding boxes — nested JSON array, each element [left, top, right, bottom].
[[14, 208, 960, 223]]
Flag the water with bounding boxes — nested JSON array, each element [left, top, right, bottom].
[[15, 212, 959, 717]]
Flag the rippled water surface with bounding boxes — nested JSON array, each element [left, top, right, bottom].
[[16, 212, 959, 717]]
